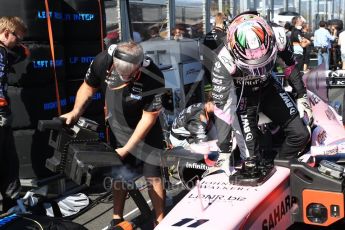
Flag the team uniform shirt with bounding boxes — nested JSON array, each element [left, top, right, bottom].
[[203, 27, 226, 51], [0, 46, 9, 114], [203, 27, 227, 82], [290, 27, 304, 55], [85, 45, 166, 162], [170, 103, 210, 144], [0, 45, 26, 115]]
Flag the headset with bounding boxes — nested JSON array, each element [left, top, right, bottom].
[[112, 46, 144, 64], [107, 44, 145, 85]]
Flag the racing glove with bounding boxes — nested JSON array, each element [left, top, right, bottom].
[[297, 94, 313, 126]]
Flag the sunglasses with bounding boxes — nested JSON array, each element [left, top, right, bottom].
[[11, 31, 23, 42]]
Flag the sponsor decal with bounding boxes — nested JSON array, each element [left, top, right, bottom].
[[328, 70, 345, 78], [212, 77, 223, 85], [212, 93, 223, 100], [325, 107, 336, 120], [213, 73, 225, 79], [152, 94, 162, 110], [185, 162, 209, 170], [220, 56, 233, 68], [262, 195, 295, 230], [279, 92, 297, 115], [240, 114, 253, 141], [234, 75, 266, 86], [238, 97, 247, 111], [213, 62, 222, 73], [334, 80, 345, 85], [130, 82, 143, 100], [316, 128, 327, 145], [200, 181, 256, 191], [235, 78, 260, 86], [311, 145, 338, 156], [214, 61, 221, 69], [328, 71, 345, 85], [188, 193, 246, 202], [309, 93, 321, 106], [213, 85, 226, 93]]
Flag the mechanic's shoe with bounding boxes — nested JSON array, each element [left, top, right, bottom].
[[110, 219, 134, 230], [110, 218, 123, 227]]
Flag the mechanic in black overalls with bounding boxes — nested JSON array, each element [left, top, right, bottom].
[[202, 12, 227, 84], [61, 41, 166, 228]]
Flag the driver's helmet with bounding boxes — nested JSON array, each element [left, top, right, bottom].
[[226, 14, 277, 76]]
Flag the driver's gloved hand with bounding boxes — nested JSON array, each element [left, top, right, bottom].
[[297, 94, 313, 127]]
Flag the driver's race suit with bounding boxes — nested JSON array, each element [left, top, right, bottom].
[[211, 24, 310, 159]]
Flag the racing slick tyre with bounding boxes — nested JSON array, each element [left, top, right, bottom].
[[8, 85, 67, 129], [64, 41, 104, 80], [62, 0, 106, 42], [0, 0, 63, 42], [7, 42, 65, 88]]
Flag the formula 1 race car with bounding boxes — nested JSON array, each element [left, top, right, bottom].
[[156, 67, 345, 229], [156, 96, 345, 230]]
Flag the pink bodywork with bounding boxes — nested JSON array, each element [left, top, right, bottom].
[[155, 167, 292, 230]]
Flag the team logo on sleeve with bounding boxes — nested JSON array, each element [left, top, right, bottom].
[[130, 82, 143, 100]]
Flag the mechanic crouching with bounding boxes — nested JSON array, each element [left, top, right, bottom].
[[211, 12, 311, 164], [61, 41, 166, 228]]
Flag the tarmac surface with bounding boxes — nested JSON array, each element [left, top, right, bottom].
[[72, 175, 188, 230], [0, 173, 187, 230]]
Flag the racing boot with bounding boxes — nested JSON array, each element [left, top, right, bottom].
[[230, 155, 276, 186], [239, 156, 262, 178]]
